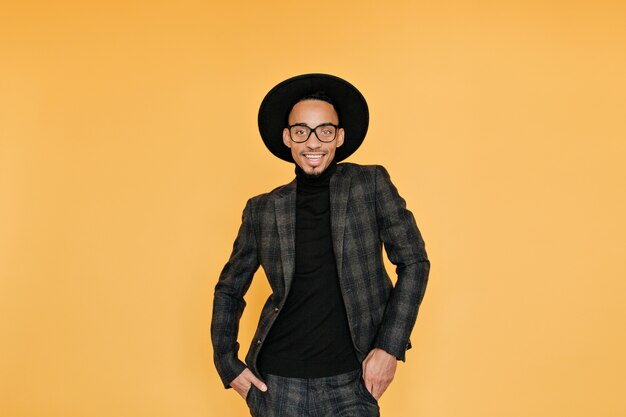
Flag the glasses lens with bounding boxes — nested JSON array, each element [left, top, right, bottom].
[[314, 125, 336, 142], [290, 125, 311, 143]]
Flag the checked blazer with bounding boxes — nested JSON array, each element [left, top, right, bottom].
[[211, 163, 430, 389]]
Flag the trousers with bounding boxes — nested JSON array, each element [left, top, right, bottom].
[[246, 368, 380, 417]]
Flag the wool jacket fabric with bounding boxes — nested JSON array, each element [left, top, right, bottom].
[[211, 163, 430, 389]]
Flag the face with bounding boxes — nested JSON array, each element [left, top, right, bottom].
[[283, 99, 344, 176]]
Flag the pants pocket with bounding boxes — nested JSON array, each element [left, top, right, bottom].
[[245, 385, 256, 407], [356, 373, 379, 405]]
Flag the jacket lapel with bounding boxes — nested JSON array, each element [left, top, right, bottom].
[[330, 165, 351, 281], [274, 179, 297, 295]]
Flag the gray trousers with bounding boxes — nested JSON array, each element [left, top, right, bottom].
[[246, 368, 380, 417]]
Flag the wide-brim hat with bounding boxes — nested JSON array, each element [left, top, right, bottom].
[[258, 73, 369, 163]]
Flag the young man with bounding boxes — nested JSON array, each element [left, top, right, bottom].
[[211, 74, 430, 416]]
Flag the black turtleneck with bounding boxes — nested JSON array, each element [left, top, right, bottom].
[[257, 161, 359, 377]]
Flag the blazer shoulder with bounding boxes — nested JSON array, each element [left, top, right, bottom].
[[337, 162, 389, 182], [337, 162, 386, 173], [247, 178, 296, 207]]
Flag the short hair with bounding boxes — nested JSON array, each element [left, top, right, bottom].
[[287, 91, 341, 126]]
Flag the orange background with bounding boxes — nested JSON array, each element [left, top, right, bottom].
[[1, 1, 625, 416]]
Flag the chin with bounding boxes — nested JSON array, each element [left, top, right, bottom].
[[305, 166, 325, 176]]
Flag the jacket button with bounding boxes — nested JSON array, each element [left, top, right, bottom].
[[256, 339, 262, 345], [274, 307, 279, 313]]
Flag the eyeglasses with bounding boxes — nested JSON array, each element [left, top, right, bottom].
[[287, 123, 339, 143]]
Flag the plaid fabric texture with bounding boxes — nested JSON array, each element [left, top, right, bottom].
[[211, 163, 430, 389], [246, 368, 380, 417]]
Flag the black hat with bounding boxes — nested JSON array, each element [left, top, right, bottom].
[[258, 73, 369, 162]]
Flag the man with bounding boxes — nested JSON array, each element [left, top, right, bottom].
[[211, 74, 430, 416]]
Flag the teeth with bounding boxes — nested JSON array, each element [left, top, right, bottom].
[[305, 154, 323, 159]]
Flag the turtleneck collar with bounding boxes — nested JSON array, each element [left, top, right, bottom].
[[295, 160, 337, 187]]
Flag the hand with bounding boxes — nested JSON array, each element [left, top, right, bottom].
[[229, 368, 268, 400], [361, 348, 397, 400]]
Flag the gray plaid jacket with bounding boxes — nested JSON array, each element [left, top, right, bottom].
[[211, 163, 430, 388]]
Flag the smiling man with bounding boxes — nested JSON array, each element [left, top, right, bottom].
[[211, 74, 430, 417]]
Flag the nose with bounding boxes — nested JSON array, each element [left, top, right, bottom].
[[306, 132, 323, 149]]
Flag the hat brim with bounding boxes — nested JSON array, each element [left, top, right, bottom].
[[258, 73, 369, 163]]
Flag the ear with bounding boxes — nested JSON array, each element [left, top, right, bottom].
[[336, 128, 345, 148], [282, 128, 292, 148]]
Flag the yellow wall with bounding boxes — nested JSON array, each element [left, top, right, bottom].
[[1, 1, 625, 416]]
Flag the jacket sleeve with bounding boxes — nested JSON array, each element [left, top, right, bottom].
[[373, 165, 430, 361], [211, 198, 260, 388]]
